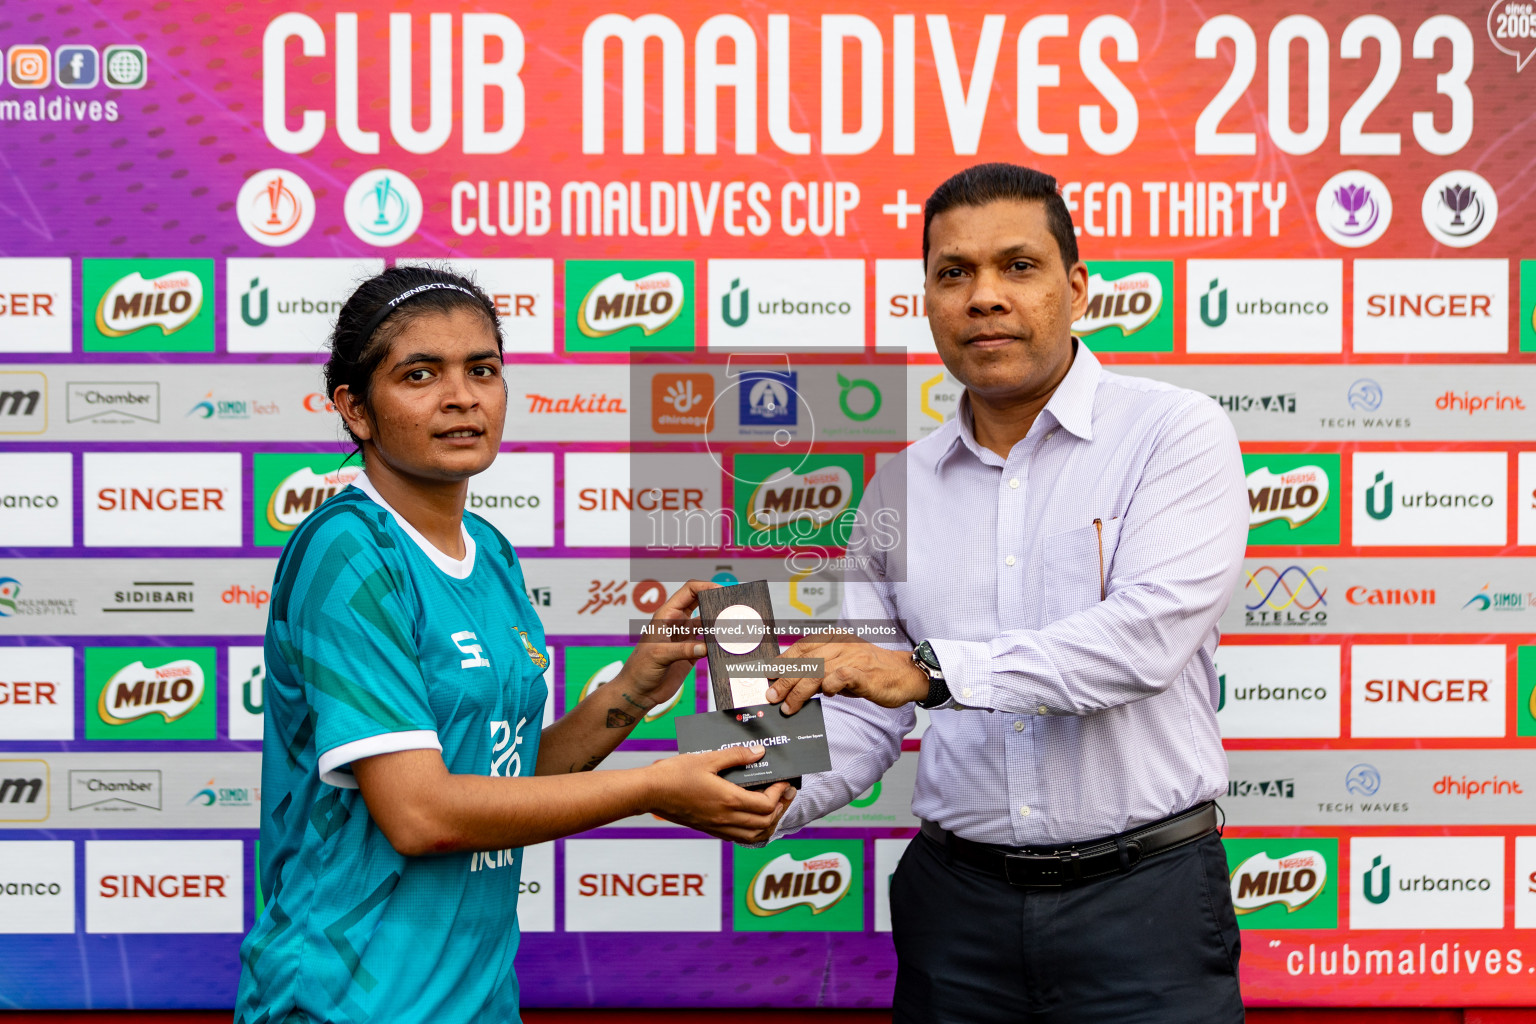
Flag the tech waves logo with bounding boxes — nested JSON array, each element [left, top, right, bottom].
[[96, 659, 205, 725], [1243, 565, 1327, 627], [1247, 465, 1329, 530], [1230, 850, 1327, 914], [746, 850, 853, 917], [578, 271, 685, 338], [94, 271, 203, 336], [266, 466, 360, 533]]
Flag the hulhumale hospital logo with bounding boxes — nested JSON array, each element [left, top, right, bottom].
[[345, 169, 423, 247], [1422, 170, 1498, 248], [1316, 170, 1392, 248], [235, 169, 315, 247]]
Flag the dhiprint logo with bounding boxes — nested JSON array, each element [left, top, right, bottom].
[[1242, 564, 1327, 627], [0, 257, 70, 353], [1353, 259, 1508, 353], [85, 647, 216, 741], [344, 169, 423, 247], [565, 839, 721, 932], [1352, 452, 1505, 546], [707, 259, 864, 350], [1351, 644, 1505, 738], [452, 632, 491, 669], [1186, 260, 1342, 354], [83, 259, 214, 353], [1072, 262, 1174, 352], [733, 839, 864, 932], [564, 260, 694, 352], [1225, 841, 1336, 929], [1422, 170, 1498, 248], [1316, 171, 1392, 248], [1350, 836, 1501, 929], [226, 258, 383, 354], [234, 169, 315, 247]]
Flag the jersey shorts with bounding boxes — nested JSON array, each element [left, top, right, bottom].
[[235, 476, 549, 1024]]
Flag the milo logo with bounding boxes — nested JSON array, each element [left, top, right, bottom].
[[97, 659, 206, 725], [266, 465, 361, 532], [746, 466, 854, 531], [577, 271, 684, 338], [1076, 270, 1163, 337], [577, 657, 680, 722], [95, 271, 204, 337], [1229, 849, 1327, 914], [747, 850, 853, 916], [1247, 464, 1330, 529]]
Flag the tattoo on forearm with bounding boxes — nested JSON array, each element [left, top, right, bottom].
[[605, 708, 638, 728], [621, 691, 654, 713], [569, 754, 604, 773]]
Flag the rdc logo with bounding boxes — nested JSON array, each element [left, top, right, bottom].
[[345, 169, 423, 247]]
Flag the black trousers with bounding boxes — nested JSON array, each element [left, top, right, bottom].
[[890, 828, 1245, 1023]]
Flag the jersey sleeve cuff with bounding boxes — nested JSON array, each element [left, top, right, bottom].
[[318, 730, 442, 789]]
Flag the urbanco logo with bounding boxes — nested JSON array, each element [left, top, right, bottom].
[[1350, 836, 1501, 929], [226, 258, 383, 354], [0, 451, 72, 547], [1351, 452, 1505, 546], [343, 169, 422, 247], [1186, 260, 1342, 354], [83, 259, 214, 353], [227, 646, 266, 742], [707, 259, 864, 350], [734, 839, 864, 932], [1353, 259, 1508, 353], [1351, 643, 1505, 739], [0, 257, 70, 353], [0, 840, 75, 934], [234, 169, 315, 247], [1212, 644, 1340, 739], [85, 647, 216, 741], [565, 260, 693, 352], [1224, 838, 1337, 929], [1072, 262, 1174, 352]]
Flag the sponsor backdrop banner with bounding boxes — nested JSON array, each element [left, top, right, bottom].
[[0, 0, 1532, 1010]]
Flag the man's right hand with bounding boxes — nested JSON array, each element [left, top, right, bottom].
[[643, 746, 796, 843]]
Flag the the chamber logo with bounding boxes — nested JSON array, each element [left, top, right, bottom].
[[746, 850, 853, 917], [97, 659, 205, 725], [94, 271, 203, 337]]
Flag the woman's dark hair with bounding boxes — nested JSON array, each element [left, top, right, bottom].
[[922, 163, 1079, 270], [324, 264, 503, 449]]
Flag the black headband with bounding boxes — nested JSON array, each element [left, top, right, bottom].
[[361, 281, 481, 343]]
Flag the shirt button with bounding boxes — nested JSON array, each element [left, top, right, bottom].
[[962, 687, 973, 699], [1038, 705, 1048, 715], [1005, 555, 1017, 567], [1020, 805, 1031, 817], [1009, 478, 1020, 489], [1013, 720, 1025, 732]]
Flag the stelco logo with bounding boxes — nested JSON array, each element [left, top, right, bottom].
[[1361, 856, 1491, 904], [1230, 850, 1327, 914], [577, 271, 684, 338], [267, 466, 360, 532], [746, 467, 854, 531], [1364, 472, 1495, 519], [94, 270, 203, 336], [747, 850, 852, 916], [1247, 465, 1329, 529], [97, 659, 205, 725], [1077, 270, 1163, 336]]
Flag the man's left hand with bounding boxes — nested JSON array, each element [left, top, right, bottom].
[[766, 632, 929, 715]]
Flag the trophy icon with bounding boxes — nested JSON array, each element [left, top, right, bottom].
[[263, 175, 290, 227], [1440, 183, 1476, 226], [373, 176, 397, 228], [1334, 183, 1371, 227]]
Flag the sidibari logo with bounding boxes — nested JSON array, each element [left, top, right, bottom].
[[97, 659, 205, 724], [1230, 850, 1327, 914], [1078, 270, 1163, 336], [578, 271, 684, 338], [746, 466, 855, 531], [266, 466, 360, 532], [1247, 465, 1329, 529], [746, 850, 853, 917], [94, 270, 203, 337]]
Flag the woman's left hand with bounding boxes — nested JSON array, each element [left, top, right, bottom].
[[616, 579, 718, 704]]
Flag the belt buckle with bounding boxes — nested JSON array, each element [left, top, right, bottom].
[[1001, 850, 1074, 888]]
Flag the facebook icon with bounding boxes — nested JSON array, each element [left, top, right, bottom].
[[55, 45, 98, 88]]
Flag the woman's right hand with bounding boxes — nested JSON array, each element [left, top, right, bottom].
[[642, 746, 796, 843]]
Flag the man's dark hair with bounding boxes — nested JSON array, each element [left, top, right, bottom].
[[922, 163, 1079, 271]]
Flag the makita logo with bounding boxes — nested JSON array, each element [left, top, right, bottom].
[[746, 851, 852, 916], [1231, 850, 1327, 914], [98, 659, 205, 724], [525, 392, 626, 415]]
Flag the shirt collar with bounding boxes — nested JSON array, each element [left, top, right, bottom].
[[933, 339, 1101, 475]]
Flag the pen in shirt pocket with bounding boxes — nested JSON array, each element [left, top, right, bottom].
[[1092, 516, 1119, 601]]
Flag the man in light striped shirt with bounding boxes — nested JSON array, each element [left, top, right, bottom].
[[764, 164, 1250, 1022]]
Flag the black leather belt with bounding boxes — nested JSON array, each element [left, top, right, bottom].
[[920, 802, 1219, 889]]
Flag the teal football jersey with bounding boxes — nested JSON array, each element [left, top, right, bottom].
[[236, 477, 549, 1024]]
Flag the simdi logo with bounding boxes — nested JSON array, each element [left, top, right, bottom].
[[1223, 838, 1337, 930], [734, 839, 864, 932], [1350, 836, 1502, 929], [1243, 454, 1339, 545], [1072, 261, 1174, 352], [1185, 259, 1342, 354], [253, 453, 361, 547], [564, 260, 693, 352], [85, 647, 216, 740], [83, 259, 215, 352], [1351, 452, 1506, 547]]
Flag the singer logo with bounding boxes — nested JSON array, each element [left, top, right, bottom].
[[734, 840, 864, 931], [1223, 839, 1338, 929], [86, 648, 216, 740]]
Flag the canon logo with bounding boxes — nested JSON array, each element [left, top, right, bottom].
[[98, 874, 227, 899], [97, 487, 225, 512], [576, 872, 705, 897], [1363, 679, 1488, 703], [1346, 586, 1435, 606]]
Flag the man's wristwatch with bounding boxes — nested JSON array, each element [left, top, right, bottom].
[[911, 640, 951, 710]]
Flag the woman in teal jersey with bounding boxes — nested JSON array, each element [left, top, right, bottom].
[[236, 266, 792, 1024]]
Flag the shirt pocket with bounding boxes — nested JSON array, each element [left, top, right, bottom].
[[1040, 516, 1123, 622]]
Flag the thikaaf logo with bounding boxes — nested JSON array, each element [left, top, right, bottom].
[[1072, 262, 1174, 351], [97, 659, 205, 725], [746, 850, 853, 916], [94, 271, 203, 337], [266, 465, 360, 533], [1230, 850, 1328, 914], [1247, 464, 1330, 530], [565, 260, 693, 352]]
